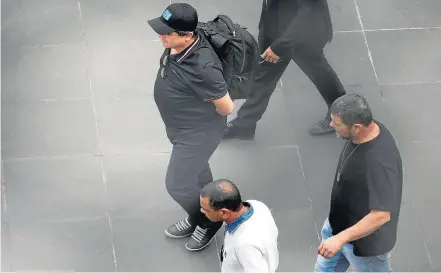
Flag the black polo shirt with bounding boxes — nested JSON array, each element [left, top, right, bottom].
[[328, 121, 403, 257], [153, 31, 228, 130]]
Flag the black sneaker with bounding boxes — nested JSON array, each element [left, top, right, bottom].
[[185, 225, 218, 251], [308, 115, 335, 136], [164, 217, 195, 238], [222, 119, 256, 140]]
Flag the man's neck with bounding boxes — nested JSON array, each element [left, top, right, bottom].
[[171, 37, 196, 55], [225, 204, 249, 225], [352, 122, 379, 144]]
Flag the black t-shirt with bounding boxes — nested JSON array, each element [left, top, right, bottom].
[[153, 31, 228, 130], [329, 121, 403, 257]]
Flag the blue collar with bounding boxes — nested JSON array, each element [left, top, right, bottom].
[[226, 202, 254, 233]]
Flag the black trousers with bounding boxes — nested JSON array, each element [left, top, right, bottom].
[[234, 44, 346, 128], [165, 123, 224, 229]]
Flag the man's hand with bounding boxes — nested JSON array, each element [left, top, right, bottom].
[[261, 47, 281, 63], [317, 235, 345, 259]]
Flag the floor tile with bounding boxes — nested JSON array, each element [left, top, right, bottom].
[[357, 0, 441, 30], [79, 0, 167, 44], [328, 0, 361, 32], [94, 95, 170, 155], [390, 203, 432, 271], [397, 140, 441, 203], [8, 218, 115, 271], [171, 0, 260, 37], [367, 29, 441, 84], [273, 209, 320, 271], [88, 41, 163, 99], [209, 146, 310, 210], [103, 153, 180, 218], [1, 100, 99, 159], [381, 83, 441, 142], [414, 202, 441, 271], [1, 43, 89, 103], [281, 32, 377, 89], [111, 214, 220, 271], [1, 0, 82, 46], [3, 156, 107, 221], [1, 220, 12, 272]]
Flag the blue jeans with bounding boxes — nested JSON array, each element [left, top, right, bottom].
[[314, 218, 392, 272]]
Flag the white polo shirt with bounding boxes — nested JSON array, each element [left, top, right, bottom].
[[221, 200, 279, 273]]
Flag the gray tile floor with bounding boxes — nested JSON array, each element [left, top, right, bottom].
[[1, 0, 441, 272]]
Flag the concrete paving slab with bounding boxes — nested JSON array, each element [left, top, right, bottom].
[[414, 202, 441, 271], [1, 100, 98, 159], [1, 0, 82, 47], [391, 203, 433, 271], [111, 214, 220, 272], [8, 218, 115, 271], [1, 43, 89, 103], [357, 0, 441, 29], [103, 153, 180, 217], [87, 41, 164, 99], [2, 156, 107, 222], [382, 83, 441, 142], [366, 29, 441, 84], [79, 0, 166, 43]]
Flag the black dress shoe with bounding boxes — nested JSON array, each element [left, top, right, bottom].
[[222, 120, 256, 140], [308, 115, 335, 136]]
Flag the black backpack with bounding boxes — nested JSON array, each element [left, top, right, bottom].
[[197, 15, 260, 100]]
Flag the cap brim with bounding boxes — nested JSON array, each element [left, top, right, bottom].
[[148, 17, 175, 35]]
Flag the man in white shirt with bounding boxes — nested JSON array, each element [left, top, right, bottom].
[[200, 179, 279, 272]]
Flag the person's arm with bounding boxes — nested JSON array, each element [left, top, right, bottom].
[[191, 62, 234, 115], [212, 92, 234, 115], [270, 0, 320, 56], [236, 245, 269, 273]]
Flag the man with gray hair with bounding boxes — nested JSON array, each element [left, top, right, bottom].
[[314, 94, 403, 272]]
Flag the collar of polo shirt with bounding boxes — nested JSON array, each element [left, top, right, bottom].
[[225, 202, 254, 233]]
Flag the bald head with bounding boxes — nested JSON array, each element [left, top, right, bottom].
[[200, 179, 242, 212]]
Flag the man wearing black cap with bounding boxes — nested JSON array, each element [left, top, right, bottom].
[[148, 3, 234, 252], [222, 0, 346, 139]]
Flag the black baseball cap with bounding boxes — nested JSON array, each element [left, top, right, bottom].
[[148, 3, 198, 35]]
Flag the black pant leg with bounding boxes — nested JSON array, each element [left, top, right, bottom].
[[291, 46, 346, 108], [234, 59, 291, 127], [165, 126, 223, 229]]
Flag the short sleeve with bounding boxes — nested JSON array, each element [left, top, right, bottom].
[[236, 245, 268, 273], [366, 156, 400, 212], [189, 62, 228, 102]]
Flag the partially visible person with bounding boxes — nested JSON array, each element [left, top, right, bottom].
[[314, 94, 403, 272], [200, 179, 279, 272], [148, 3, 234, 252], [222, 0, 346, 140]]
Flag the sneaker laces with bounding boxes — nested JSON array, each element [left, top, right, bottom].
[[175, 218, 192, 231], [191, 226, 208, 243]]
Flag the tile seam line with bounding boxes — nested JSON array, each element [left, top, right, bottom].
[[353, 0, 382, 93], [77, 1, 118, 271], [412, 203, 434, 271], [279, 78, 320, 241], [7, 27, 441, 48]]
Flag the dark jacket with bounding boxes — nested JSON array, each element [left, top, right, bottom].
[[258, 0, 334, 56]]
